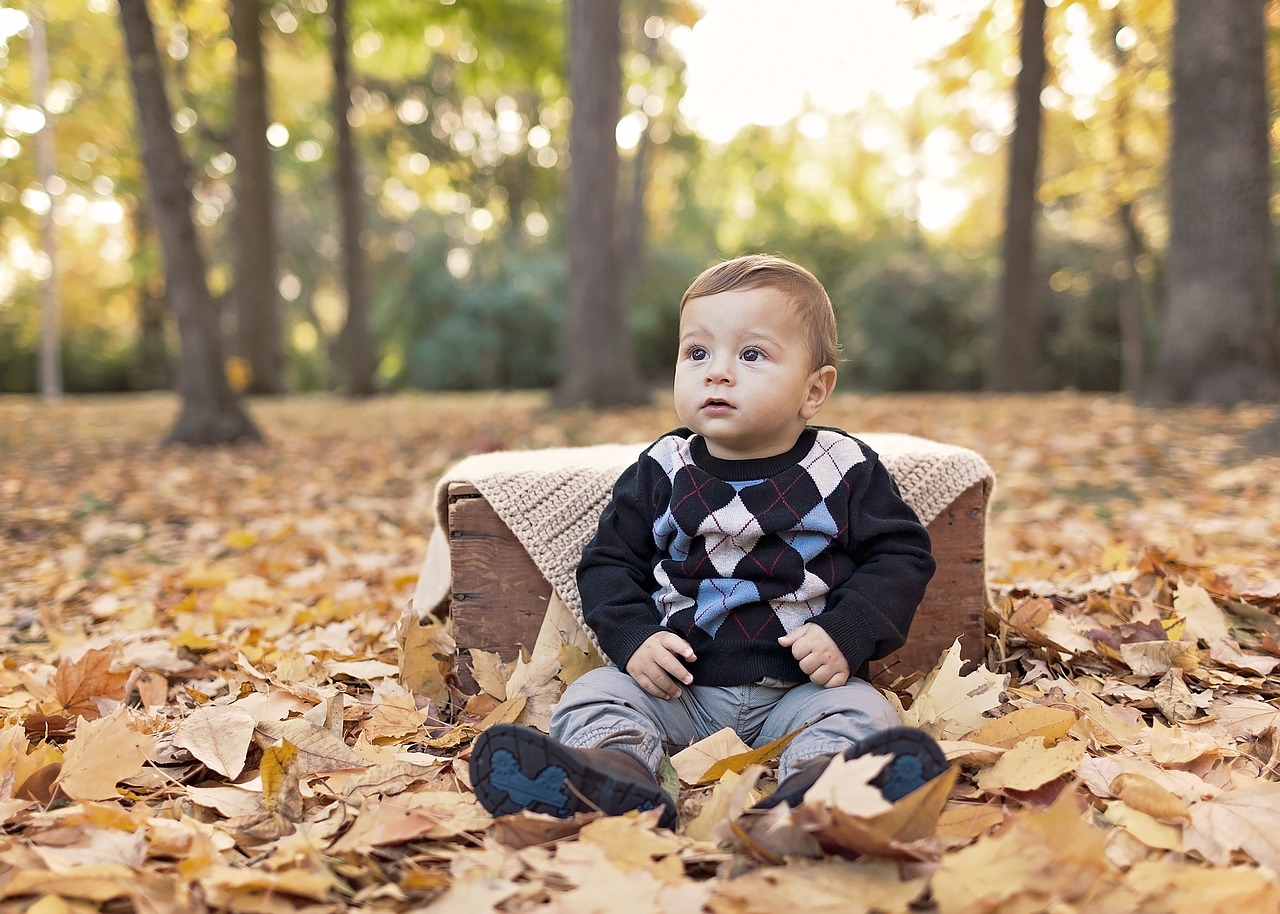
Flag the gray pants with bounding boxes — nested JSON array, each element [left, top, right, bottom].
[[549, 666, 901, 781]]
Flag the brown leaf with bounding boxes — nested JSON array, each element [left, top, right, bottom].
[[54, 648, 131, 720], [329, 792, 492, 853]]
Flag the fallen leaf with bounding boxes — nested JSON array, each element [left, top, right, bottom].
[[55, 707, 156, 802], [976, 736, 1086, 792], [254, 718, 369, 774], [173, 704, 256, 779], [468, 649, 509, 700], [1103, 800, 1183, 851], [328, 792, 492, 853], [900, 640, 1008, 740], [966, 705, 1078, 749], [671, 728, 753, 784], [54, 648, 131, 720], [1174, 583, 1232, 644], [1110, 771, 1192, 823], [1183, 782, 1280, 871]]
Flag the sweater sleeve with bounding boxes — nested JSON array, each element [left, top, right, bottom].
[[576, 457, 668, 670], [810, 451, 937, 678]]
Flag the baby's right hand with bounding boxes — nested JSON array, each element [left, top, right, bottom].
[[626, 632, 696, 699]]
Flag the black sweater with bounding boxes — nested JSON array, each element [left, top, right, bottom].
[[577, 427, 937, 685]]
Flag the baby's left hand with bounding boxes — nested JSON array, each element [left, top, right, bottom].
[[779, 623, 850, 688]]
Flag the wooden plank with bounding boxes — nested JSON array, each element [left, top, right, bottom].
[[446, 480, 989, 690], [869, 483, 989, 683], [448, 484, 551, 677]]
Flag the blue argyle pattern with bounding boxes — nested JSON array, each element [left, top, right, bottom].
[[646, 430, 866, 644]]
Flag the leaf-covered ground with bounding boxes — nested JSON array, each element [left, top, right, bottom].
[[2, 390, 1280, 913]]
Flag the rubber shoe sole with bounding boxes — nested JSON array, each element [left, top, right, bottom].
[[754, 725, 949, 811], [470, 724, 677, 830]]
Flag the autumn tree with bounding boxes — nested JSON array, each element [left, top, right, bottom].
[[556, 0, 644, 408], [230, 0, 283, 395], [117, 0, 260, 445], [331, 0, 376, 397], [987, 0, 1047, 392], [1150, 0, 1278, 404]]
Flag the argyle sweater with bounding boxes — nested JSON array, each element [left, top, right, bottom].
[[577, 427, 937, 686]]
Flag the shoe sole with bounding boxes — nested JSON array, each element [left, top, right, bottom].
[[470, 724, 677, 829]]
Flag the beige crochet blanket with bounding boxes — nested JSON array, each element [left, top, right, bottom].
[[411, 434, 994, 659]]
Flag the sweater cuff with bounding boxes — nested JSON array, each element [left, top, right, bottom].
[[598, 621, 668, 670]]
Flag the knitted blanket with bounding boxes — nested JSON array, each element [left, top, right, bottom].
[[410, 434, 994, 658]]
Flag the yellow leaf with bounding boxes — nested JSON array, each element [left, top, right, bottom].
[[1103, 800, 1183, 851], [1174, 582, 1231, 644], [671, 728, 751, 784], [698, 727, 803, 785], [684, 767, 764, 843], [0, 865, 136, 902], [181, 563, 233, 590], [477, 695, 527, 731], [223, 528, 258, 549], [55, 707, 156, 802], [966, 705, 1078, 750], [900, 639, 1008, 739], [976, 736, 1086, 793], [261, 739, 300, 817], [468, 648, 509, 700]]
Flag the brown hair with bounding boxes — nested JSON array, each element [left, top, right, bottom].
[[679, 254, 841, 369]]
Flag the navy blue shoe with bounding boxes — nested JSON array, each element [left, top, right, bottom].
[[470, 724, 677, 830], [753, 726, 949, 811]]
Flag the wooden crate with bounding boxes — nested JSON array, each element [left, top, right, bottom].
[[446, 480, 989, 690]]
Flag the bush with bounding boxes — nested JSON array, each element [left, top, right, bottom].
[[835, 250, 992, 391]]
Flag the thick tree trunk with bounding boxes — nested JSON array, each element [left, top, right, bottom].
[[331, 0, 376, 397], [230, 0, 283, 394], [117, 0, 260, 445], [1152, 0, 1277, 405], [987, 0, 1047, 392], [555, 0, 644, 408]]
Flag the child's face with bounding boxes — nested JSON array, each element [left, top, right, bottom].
[[674, 286, 836, 460]]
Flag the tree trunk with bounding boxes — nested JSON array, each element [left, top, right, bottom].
[[555, 0, 644, 408], [987, 0, 1047, 392], [1117, 202, 1148, 396], [130, 201, 172, 390], [331, 0, 376, 397], [1152, 0, 1277, 404], [117, 0, 260, 445], [230, 0, 283, 394]]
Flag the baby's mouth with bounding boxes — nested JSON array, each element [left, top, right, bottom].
[[702, 398, 733, 410]]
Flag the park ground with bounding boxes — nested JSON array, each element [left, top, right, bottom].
[[2, 391, 1280, 911]]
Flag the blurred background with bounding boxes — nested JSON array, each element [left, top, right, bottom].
[[0, 0, 1275, 424]]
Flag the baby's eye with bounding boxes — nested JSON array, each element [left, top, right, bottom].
[[687, 346, 708, 361], [741, 347, 764, 362]]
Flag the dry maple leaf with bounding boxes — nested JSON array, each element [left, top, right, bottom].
[[54, 706, 156, 802], [53, 647, 132, 720]]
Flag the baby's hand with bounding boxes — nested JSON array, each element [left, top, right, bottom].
[[626, 632, 696, 699], [779, 623, 850, 688]]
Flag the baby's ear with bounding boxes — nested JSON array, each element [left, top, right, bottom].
[[801, 365, 837, 418]]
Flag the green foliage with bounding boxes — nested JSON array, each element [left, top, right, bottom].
[[836, 249, 992, 391], [373, 223, 564, 391]]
